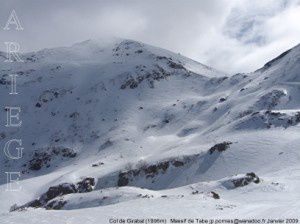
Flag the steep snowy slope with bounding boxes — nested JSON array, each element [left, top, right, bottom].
[[0, 39, 300, 223]]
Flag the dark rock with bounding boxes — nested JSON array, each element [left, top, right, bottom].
[[27, 199, 42, 208], [219, 97, 227, 102], [231, 172, 260, 188], [240, 110, 300, 130], [211, 191, 220, 199], [29, 159, 43, 170], [120, 65, 171, 89], [156, 56, 168, 60], [172, 161, 184, 167], [145, 165, 159, 175], [77, 177, 95, 193], [168, 61, 185, 69], [41, 183, 77, 202], [45, 200, 67, 210], [118, 173, 129, 187], [116, 158, 188, 187], [121, 78, 139, 89], [157, 161, 169, 171], [92, 162, 104, 167], [255, 89, 286, 110], [27, 147, 77, 171], [209, 141, 232, 154], [13, 176, 97, 211], [58, 147, 77, 158]]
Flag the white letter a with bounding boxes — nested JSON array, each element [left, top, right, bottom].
[[3, 9, 23, 31]]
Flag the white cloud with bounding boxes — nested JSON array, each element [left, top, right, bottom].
[[226, 0, 300, 73]]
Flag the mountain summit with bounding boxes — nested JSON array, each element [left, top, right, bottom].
[[1, 39, 300, 221]]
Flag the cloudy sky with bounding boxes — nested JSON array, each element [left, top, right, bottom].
[[0, 0, 300, 73]]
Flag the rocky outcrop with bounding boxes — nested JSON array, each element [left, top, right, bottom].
[[222, 173, 260, 189], [77, 177, 95, 193], [237, 110, 300, 130], [254, 89, 287, 110], [209, 142, 232, 154], [117, 157, 190, 187], [211, 191, 220, 199], [120, 65, 172, 89], [11, 177, 95, 211], [24, 146, 77, 171]]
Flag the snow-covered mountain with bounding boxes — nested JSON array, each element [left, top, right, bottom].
[[1, 38, 300, 223]]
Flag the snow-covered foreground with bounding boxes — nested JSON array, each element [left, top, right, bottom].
[[0, 39, 300, 223]]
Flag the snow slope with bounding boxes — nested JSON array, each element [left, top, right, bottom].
[[0, 39, 300, 223]]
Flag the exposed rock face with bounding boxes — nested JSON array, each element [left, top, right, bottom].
[[117, 158, 187, 187], [120, 66, 172, 89], [222, 172, 260, 189], [237, 110, 300, 130], [77, 177, 95, 193], [211, 191, 220, 199], [209, 142, 232, 154], [219, 97, 227, 103], [25, 147, 77, 171], [254, 89, 287, 110], [26, 199, 42, 208], [155, 56, 186, 70], [172, 161, 184, 167], [12, 177, 95, 211], [45, 200, 67, 210], [40, 183, 77, 203], [231, 172, 260, 187], [118, 173, 130, 187]]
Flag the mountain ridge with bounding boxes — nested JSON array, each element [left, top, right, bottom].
[[0, 38, 300, 222]]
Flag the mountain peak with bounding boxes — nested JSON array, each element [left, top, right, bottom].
[[9, 38, 225, 78]]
